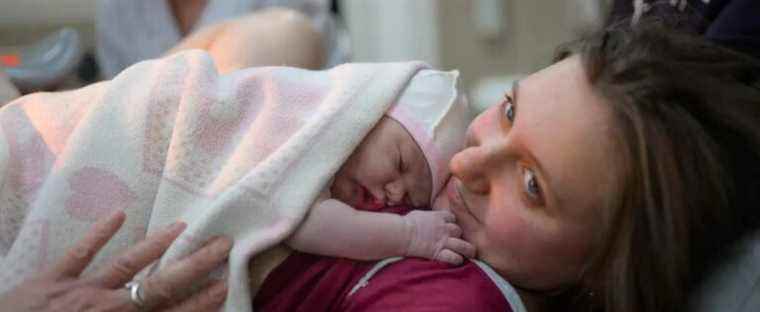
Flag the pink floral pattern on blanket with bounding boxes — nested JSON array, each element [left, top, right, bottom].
[[0, 107, 57, 251], [0, 51, 426, 310], [64, 167, 137, 221], [142, 68, 329, 197], [2, 110, 55, 202]]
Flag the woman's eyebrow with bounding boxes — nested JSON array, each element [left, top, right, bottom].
[[512, 80, 519, 105]]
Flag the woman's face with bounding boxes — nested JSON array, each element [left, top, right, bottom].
[[435, 56, 623, 291]]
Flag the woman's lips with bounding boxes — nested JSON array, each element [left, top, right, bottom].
[[446, 179, 466, 210], [446, 179, 479, 223]]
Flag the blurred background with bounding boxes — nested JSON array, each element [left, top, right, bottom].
[[0, 0, 612, 109], [340, 0, 610, 110]]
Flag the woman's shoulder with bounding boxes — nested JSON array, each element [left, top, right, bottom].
[[341, 257, 527, 312]]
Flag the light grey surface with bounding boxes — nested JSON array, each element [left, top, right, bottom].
[[0, 72, 19, 105], [691, 230, 760, 311]]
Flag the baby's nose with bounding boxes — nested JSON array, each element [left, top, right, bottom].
[[385, 182, 405, 205], [369, 188, 386, 203]]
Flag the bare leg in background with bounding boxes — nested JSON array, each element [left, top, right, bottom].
[[166, 7, 326, 73]]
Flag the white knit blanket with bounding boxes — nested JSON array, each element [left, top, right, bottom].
[[0, 50, 425, 311]]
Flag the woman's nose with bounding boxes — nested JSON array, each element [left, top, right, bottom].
[[449, 146, 492, 194]]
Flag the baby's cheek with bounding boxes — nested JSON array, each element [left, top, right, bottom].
[[329, 176, 352, 201], [406, 179, 429, 207]]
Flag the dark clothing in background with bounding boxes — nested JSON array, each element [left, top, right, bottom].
[[608, 0, 760, 59], [705, 0, 760, 59]]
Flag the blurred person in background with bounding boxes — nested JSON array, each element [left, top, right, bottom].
[[96, 0, 349, 77]]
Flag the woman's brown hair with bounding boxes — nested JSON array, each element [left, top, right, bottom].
[[553, 19, 760, 312]]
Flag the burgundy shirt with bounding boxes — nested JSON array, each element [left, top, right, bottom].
[[254, 205, 518, 311], [254, 253, 513, 311]]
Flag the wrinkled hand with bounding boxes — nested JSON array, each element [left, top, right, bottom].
[[402, 210, 476, 265], [0, 210, 232, 312]]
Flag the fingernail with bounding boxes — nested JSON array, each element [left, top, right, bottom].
[[166, 221, 187, 232], [104, 210, 125, 225], [212, 280, 228, 297], [94, 210, 125, 230], [213, 237, 233, 253], [108, 209, 125, 220]]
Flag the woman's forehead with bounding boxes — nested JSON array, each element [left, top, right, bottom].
[[514, 57, 622, 217]]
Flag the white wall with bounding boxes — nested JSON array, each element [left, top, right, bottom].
[[0, 0, 98, 47], [438, 0, 610, 86], [0, 0, 97, 26], [340, 0, 442, 67], [339, 0, 611, 110]]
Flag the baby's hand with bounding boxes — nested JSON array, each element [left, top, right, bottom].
[[402, 210, 476, 265]]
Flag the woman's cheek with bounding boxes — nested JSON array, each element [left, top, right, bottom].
[[484, 208, 531, 251]]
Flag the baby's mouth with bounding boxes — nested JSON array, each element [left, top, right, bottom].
[[355, 184, 385, 211]]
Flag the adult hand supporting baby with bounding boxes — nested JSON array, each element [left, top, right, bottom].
[[403, 210, 476, 265], [0, 211, 231, 312]]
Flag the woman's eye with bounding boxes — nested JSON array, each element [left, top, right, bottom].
[[504, 95, 515, 122], [523, 168, 541, 200]]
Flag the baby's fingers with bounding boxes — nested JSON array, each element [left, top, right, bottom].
[[435, 249, 464, 265], [433, 210, 456, 223], [434, 238, 476, 265], [444, 237, 476, 259], [446, 223, 462, 238]]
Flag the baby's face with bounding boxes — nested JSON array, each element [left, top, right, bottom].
[[331, 117, 432, 210]]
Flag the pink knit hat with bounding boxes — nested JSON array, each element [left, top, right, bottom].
[[386, 69, 474, 205]]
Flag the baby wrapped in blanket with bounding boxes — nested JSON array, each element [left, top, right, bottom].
[[0, 50, 472, 311], [251, 67, 476, 288]]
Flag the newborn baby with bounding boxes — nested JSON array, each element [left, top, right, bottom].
[[289, 69, 475, 263], [250, 70, 475, 284]]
